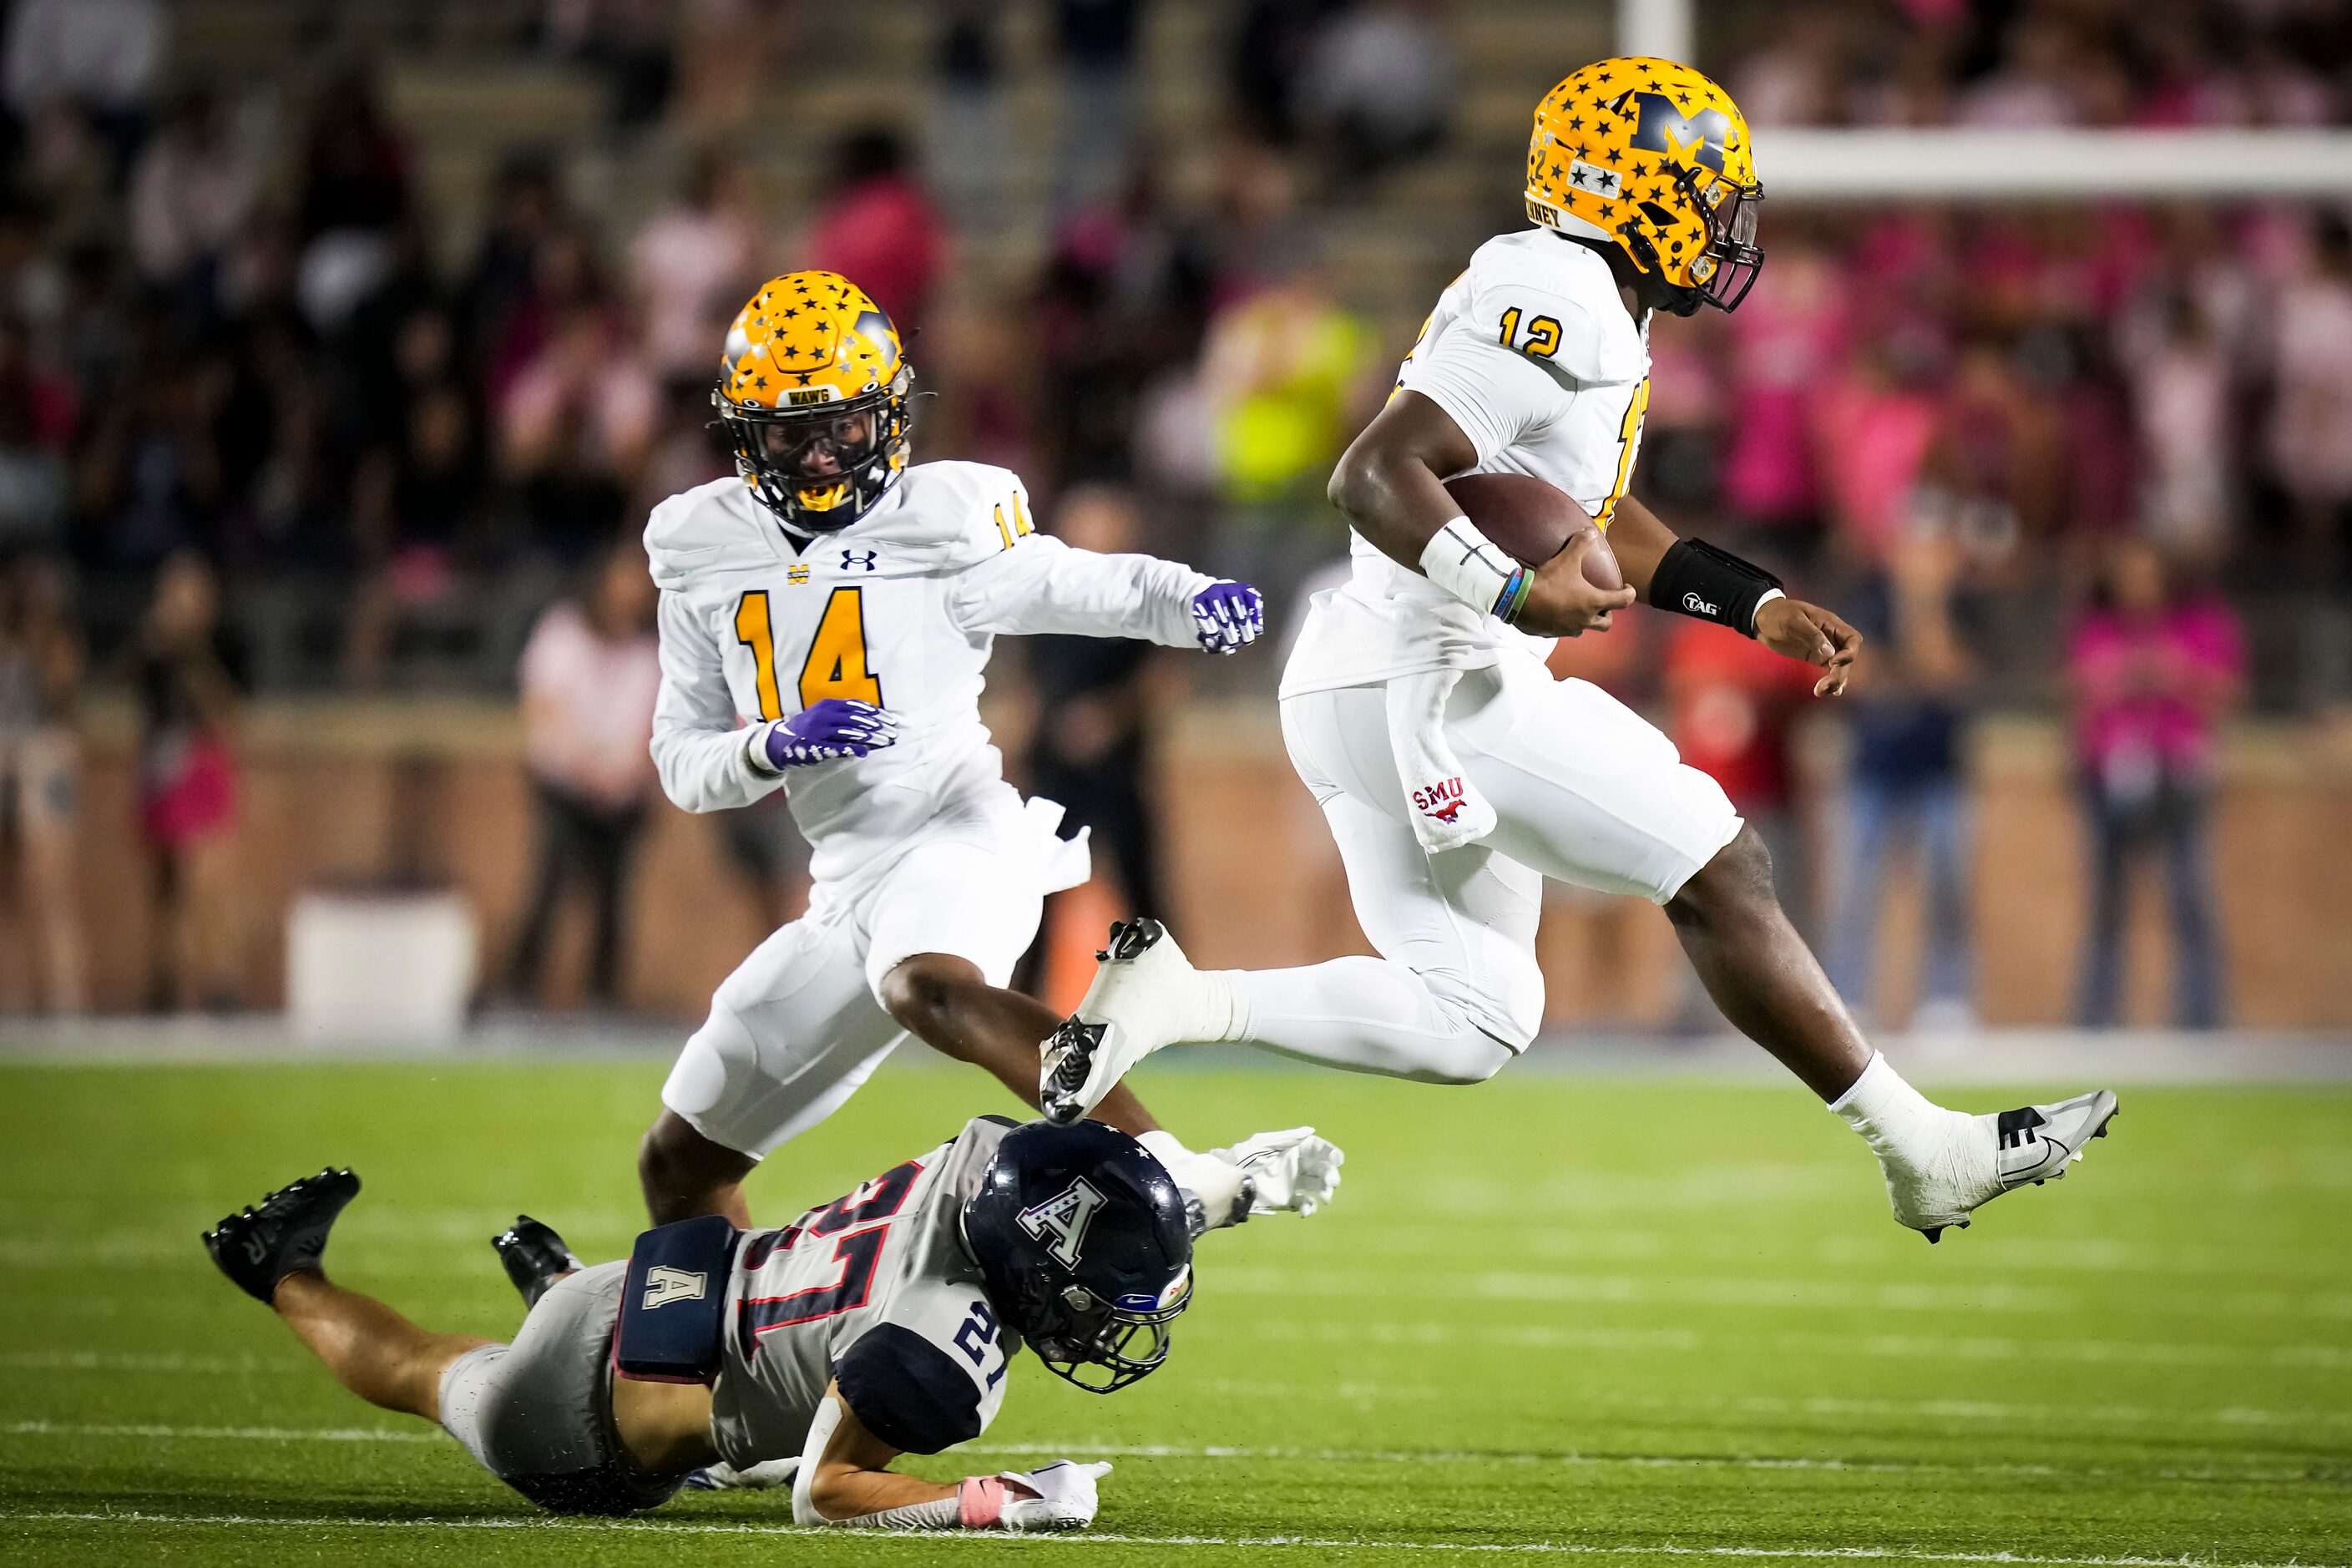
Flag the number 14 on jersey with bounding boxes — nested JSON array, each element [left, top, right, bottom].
[[734, 587, 884, 717]]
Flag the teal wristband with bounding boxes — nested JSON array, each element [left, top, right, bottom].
[[1494, 568, 1532, 625]]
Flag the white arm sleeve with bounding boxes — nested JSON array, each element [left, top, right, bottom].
[[948, 534, 1214, 647], [649, 587, 784, 813]]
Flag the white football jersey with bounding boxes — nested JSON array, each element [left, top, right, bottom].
[[1281, 228, 1651, 697], [646, 462, 1213, 889], [709, 1117, 1016, 1467]]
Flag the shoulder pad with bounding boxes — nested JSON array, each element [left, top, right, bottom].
[[834, 1323, 985, 1454], [643, 478, 768, 590], [848, 462, 1034, 569], [1465, 232, 1646, 386]]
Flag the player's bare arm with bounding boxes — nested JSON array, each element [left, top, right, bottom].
[[1328, 389, 1633, 636], [794, 1384, 1106, 1529], [1607, 493, 1862, 695], [800, 1385, 949, 1519]]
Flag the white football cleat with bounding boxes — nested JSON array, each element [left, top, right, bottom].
[[1040, 919, 1236, 1125], [1887, 1089, 2120, 1242]]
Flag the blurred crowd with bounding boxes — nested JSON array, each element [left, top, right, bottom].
[[1724, 0, 2352, 129], [0, 0, 2342, 1029]]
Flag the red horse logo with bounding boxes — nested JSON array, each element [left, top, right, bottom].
[[1413, 776, 1467, 824]]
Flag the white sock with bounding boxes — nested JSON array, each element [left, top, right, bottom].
[[1185, 968, 1249, 1044], [1829, 1050, 1996, 1222], [1234, 959, 1513, 1084], [1135, 1130, 1246, 1219], [1829, 1051, 1948, 1161]]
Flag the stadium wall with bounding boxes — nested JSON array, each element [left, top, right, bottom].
[[18, 699, 2352, 1031]]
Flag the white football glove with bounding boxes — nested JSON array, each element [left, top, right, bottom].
[[999, 1460, 1111, 1532], [1212, 1125, 1345, 1217], [683, 1456, 798, 1491]]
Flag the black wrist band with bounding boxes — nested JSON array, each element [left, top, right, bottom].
[[1646, 539, 1784, 635]]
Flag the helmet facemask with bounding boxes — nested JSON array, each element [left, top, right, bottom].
[[716, 368, 912, 534], [1619, 166, 1765, 318], [1687, 169, 1764, 312], [1016, 1268, 1191, 1394]]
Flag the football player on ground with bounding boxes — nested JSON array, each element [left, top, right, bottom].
[[1042, 59, 2115, 1243], [203, 1117, 1206, 1528], [640, 271, 1340, 1235]]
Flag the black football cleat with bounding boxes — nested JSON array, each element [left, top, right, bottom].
[[203, 1167, 362, 1303], [492, 1215, 581, 1309]]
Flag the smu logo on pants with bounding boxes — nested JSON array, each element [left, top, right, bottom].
[[642, 1266, 709, 1309], [1413, 776, 1468, 826]]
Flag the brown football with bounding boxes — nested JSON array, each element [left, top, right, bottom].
[[1444, 472, 1625, 591]]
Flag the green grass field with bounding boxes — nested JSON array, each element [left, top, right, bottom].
[[1, 1056, 2347, 1566]]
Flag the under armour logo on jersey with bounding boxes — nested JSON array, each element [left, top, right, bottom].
[[1996, 1107, 2048, 1151], [841, 549, 879, 573], [1018, 1177, 1108, 1268], [641, 1266, 709, 1309]]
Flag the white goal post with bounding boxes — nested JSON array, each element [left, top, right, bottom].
[[1612, 0, 2352, 200], [1754, 128, 2352, 201]]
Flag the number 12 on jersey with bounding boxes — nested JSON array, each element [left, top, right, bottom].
[[735, 586, 885, 720]]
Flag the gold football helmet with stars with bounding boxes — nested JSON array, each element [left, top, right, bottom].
[[1525, 57, 1763, 315], [714, 271, 913, 533]]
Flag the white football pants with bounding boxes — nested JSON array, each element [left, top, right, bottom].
[[661, 792, 1049, 1158], [1240, 655, 1742, 1083]]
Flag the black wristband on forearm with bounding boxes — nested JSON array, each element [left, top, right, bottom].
[[1646, 539, 1784, 635]]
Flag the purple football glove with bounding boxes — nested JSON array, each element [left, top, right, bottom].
[[764, 699, 898, 768], [1191, 580, 1264, 655]]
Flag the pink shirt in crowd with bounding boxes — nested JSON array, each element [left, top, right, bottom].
[[809, 175, 945, 335], [518, 602, 661, 814], [2066, 599, 2245, 780], [1719, 249, 1847, 524], [1811, 372, 1939, 558]]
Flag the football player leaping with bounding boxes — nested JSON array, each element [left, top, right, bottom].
[[204, 1118, 1204, 1529], [640, 271, 1339, 1235], [1043, 59, 2114, 1243]]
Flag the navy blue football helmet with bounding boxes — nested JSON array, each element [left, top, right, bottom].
[[961, 1120, 1192, 1394]]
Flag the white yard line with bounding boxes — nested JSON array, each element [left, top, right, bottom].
[[2, 1419, 440, 1444], [0, 1351, 310, 1375], [1211, 1267, 2352, 1324], [11, 1355, 2344, 1434], [1181, 1380, 2352, 1433], [1249, 1318, 2352, 1370], [3, 1422, 2340, 1486], [2, 1508, 2344, 1568]]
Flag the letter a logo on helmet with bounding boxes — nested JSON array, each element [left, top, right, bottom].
[[1017, 1177, 1107, 1268]]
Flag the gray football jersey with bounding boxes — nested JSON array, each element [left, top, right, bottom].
[[708, 1117, 1019, 1468]]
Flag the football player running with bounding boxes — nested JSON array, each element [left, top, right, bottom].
[[640, 271, 1339, 1235], [1043, 59, 2114, 1243], [204, 1119, 1211, 1528]]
